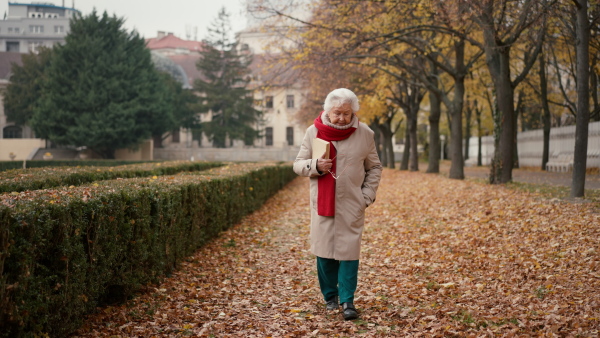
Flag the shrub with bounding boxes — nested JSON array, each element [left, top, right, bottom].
[[0, 162, 295, 337], [0, 161, 222, 193], [0, 159, 153, 172]]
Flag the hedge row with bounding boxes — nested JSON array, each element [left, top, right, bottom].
[[0, 162, 296, 337], [0, 159, 153, 172], [0, 161, 223, 193]]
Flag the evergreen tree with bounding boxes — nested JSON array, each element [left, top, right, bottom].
[[194, 7, 261, 148], [3, 47, 53, 126], [31, 11, 174, 158], [154, 71, 200, 147]]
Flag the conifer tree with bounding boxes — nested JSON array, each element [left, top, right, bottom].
[[31, 11, 174, 158], [153, 71, 200, 147], [3, 47, 53, 126], [194, 7, 261, 148]]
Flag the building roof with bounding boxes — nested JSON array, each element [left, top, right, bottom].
[[8, 2, 79, 12], [146, 33, 204, 53], [0, 52, 24, 79]]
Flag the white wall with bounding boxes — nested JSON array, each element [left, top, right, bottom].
[[466, 121, 600, 168], [0, 138, 45, 160]]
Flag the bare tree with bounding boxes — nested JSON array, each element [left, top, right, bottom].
[[469, 0, 553, 183], [571, 0, 591, 197]]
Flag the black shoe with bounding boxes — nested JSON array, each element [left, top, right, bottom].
[[326, 296, 339, 311], [342, 302, 358, 320]]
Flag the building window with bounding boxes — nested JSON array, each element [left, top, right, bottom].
[[265, 127, 273, 146], [265, 96, 273, 109], [6, 41, 20, 52], [286, 95, 294, 108], [286, 127, 294, 146], [29, 25, 44, 33], [254, 99, 263, 107], [54, 25, 64, 33], [3, 126, 23, 139], [8, 27, 12, 33]]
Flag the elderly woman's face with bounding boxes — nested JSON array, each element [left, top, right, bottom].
[[328, 104, 354, 126]]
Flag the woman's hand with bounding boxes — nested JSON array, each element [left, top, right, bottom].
[[317, 157, 333, 172]]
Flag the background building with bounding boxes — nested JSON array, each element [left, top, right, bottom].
[[0, 1, 79, 53], [0, 2, 78, 161]]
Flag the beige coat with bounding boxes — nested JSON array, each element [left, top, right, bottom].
[[293, 117, 382, 260]]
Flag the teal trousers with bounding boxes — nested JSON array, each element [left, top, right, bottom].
[[316, 256, 359, 304]]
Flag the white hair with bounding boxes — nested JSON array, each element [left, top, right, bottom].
[[323, 88, 360, 113]]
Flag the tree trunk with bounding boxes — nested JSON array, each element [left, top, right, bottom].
[[372, 122, 383, 163], [427, 85, 441, 173], [153, 134, 163, 148], [379, 126, 388, 167], [591, 56, 599, 121], [513, 91, 522, 169], [571, 0, 590, 198], [400, 121, 410, 170], [592, 61, 599, 121], [99, 149, 116, 159], [513, 90, 525, 169], [539, 51, 552, 171], [464, 100, 472, 162], [475, 101, 483, 166], [449, 92, 465, 179], [408, 108, 419, 172], [383, 119, 396, 169], [487, 50, 515, 184], [386, 133, 395, 169], [448, 41, 466, 179], [377, 122, 395, 169]]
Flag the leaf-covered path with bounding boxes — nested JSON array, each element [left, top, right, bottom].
[[73, 169, 600, 337]]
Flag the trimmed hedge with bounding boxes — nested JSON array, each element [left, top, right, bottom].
[[0, 162, 295, 337], [0, 161, 223, 193], [0, 160, 154, 172]]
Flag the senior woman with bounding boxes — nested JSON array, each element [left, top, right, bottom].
[[293, 88, 382, 320]]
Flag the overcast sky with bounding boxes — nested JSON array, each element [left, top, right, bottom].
[[0, 0, 248, 40]]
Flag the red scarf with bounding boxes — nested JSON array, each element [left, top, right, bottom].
[[314, 112, 358, 216]]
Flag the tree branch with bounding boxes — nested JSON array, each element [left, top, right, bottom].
[[512, 20, 546, 87]]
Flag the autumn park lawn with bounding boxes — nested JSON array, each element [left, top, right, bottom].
[[72, 169, 600, 337]]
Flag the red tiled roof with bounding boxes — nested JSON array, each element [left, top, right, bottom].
[[146, 34, 204, 52]]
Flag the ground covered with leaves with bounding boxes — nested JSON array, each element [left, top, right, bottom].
[[72, 169, 600, 337]]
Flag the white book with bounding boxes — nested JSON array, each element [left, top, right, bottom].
[[312, 137, 330, 159]]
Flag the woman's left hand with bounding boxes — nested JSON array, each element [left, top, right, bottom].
[[317, 157, 333, 172]]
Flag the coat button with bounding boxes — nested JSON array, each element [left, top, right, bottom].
[[307, 164, 310, 168]]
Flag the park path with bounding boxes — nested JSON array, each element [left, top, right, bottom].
[[73, 169, 600, 337]]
